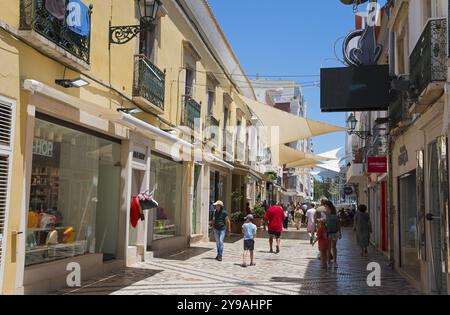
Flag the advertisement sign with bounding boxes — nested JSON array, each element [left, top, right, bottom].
[[367, 156, 387, 173]]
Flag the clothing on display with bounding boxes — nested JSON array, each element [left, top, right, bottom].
[[67, 0, 90, 36]]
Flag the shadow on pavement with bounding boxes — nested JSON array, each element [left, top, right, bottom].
[[157, 247, 212, 261]]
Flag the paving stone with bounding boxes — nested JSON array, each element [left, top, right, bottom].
[[56, 228, 419, 295]]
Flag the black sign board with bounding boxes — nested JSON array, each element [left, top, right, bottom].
[[320, 65, 390, 112]]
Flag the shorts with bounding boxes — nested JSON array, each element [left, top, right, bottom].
[[268, 230, 281, 238], [327, 232, 340, 241], [244, 239, 255, 251]]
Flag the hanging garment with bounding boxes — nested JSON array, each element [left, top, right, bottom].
[[137, 192, 159, 211], [45, 0, 66, 20], [66, 0, 90, 36]]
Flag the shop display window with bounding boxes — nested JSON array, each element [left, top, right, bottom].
[[26, 116, 121, 266]]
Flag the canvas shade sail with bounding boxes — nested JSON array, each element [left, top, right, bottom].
[[238, 94, 345, 145], [278, 144, 333, 166]]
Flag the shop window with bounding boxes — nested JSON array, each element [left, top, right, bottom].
[[26, 116, 121, 266], [150, 153, 183, 240]]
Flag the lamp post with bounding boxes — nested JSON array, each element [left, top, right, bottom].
[[109, 0, 161, 47], [346, 113, 372, 140]]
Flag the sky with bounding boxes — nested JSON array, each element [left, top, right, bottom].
[[208, 0, 358, 155]]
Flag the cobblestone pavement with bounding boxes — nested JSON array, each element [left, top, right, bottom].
[[57, 228, 419, 295]]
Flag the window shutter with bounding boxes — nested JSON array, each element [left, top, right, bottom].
[[0, 102, 12, 148], [0, 97, 14, 293]]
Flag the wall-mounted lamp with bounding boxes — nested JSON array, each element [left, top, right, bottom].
[[109, 0, 161, 47], [346, 113, 371, 140]]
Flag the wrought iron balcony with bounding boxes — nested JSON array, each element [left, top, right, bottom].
[[19, 0, 91, 65], [409, 18, 447, 105], [132, 55, 165, 113], [182, 97, 201, 130], [206, 115, 220, 145]]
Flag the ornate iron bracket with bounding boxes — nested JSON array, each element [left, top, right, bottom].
[[109, 18, 155, 48]]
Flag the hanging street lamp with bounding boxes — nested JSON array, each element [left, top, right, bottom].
[[109, 0, 161, 47], [346, 113, 372, 140]]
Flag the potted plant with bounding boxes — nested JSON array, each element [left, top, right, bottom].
[[230, 211, 245, 234], [252, 204, 265, 228]]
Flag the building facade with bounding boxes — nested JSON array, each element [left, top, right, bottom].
[[0, 0, 270, 295]]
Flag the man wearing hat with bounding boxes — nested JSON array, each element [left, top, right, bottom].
[[210, 200, 230, 261]]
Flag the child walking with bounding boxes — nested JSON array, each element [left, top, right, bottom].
[[313, 219, 329, 269], [242, 214, 257, 267]]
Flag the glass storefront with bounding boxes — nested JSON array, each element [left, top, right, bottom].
[[26, 115, 121, 266], [209, 170, 227, 208], [398, 171, 420, 280], [150, 153, 183, 240]]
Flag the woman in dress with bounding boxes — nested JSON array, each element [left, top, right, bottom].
[[353, 204, 372, 256]]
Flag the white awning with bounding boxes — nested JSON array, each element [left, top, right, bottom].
[[237, 94, 345, 145], [278, 145, 333, 166]]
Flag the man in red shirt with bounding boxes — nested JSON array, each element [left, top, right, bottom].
[[264, 200, 286, 254]]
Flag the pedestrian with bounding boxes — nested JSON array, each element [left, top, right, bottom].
[[314, 198, 328, 223], [323, 200, 341, 268], [294, 206, 303, 230], [353, 204, 372, 256], [210, 201, 230, 262], [305, 204, 317, 244], [264, 200, 286, 254], [313, 219, 328, 270], [282, 205, 290, 229], [245, 202, 252, 215], [241, 214, 257, 267]]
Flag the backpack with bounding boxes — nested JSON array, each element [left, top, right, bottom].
[[327, 214, 339, 233]]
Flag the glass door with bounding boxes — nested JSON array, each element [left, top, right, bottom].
[[192, 165, 201, 234]]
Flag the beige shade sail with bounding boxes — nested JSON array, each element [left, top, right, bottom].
[[237, 94, 345, 145], [278, 144, 334, 166]]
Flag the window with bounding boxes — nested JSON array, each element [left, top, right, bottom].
[[26, 116, 121, 266]]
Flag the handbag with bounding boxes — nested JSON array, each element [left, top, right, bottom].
[[137, 189, 159, 211]]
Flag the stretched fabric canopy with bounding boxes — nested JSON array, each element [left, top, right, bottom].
[[278, 145, 333, 166], [238, 94, 345, 145]]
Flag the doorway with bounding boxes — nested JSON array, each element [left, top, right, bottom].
[[428, 139, 449, 294], [129, 169, 146, 247]]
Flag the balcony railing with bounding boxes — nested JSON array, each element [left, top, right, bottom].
[[19, 0, 91, 64], [206, 115, 220, 145], [182, 97, 201, 130], [409, 18, 447, 99], [133, 55, 165, 112]]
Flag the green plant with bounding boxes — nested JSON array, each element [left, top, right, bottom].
[[231, 191, 243, 201], [252, 205, 265, 218], [230, 211, 245, 222]]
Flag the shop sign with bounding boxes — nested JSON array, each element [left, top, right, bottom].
[[367, 156, 387, 173], [33, 138, 54, 157], [133, 145, 146, 163], [398, 146, 408, 166]]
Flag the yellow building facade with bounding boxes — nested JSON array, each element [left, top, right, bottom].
[[0, 0, 264, 294]]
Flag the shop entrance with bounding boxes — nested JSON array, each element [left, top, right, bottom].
[[428, 139, 449, 295], [192, 165, 202, 235]]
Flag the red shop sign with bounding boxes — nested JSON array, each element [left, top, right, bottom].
[[367, 156, 387, 173]]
